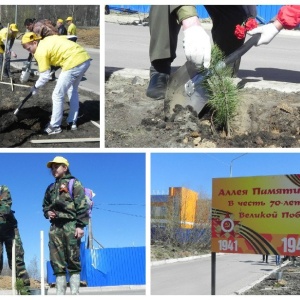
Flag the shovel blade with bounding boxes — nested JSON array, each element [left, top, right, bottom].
[[164, 61, 208, 120]]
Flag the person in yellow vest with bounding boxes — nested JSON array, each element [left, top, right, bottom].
[[0, 24, 18, 78], [66, 16, 77, 42], [21, 32, 91, 135]]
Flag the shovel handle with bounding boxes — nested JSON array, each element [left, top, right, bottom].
[[224, 33, 261, 66], [13, 92, 33, 115]]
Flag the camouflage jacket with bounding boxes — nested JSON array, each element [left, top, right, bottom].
[[42, 174, 89, 228], [0, 185, 17, 226], [32, 19, 58, 38]]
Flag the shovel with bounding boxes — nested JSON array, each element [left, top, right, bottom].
[[164, 33, 261, 120], [0, 23, 9, 81], [20, 56, 33, 83], [14, 91, 33, 115], [0, 92, 33, 133]]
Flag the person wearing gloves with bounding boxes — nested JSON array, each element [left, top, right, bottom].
[[0, 24, 19, 78], [21, 32, 91, 135], [248, 5, 300, 45], [146, 5, 256, 100]]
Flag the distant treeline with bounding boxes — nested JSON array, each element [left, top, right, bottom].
[[0, 5, 100, 31]]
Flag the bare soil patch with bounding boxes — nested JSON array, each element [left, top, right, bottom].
[[242, 261, 300, 295], [0, 68, 99, 148], [0, 275, 41, 290], [105, 74, 300, 148], [0, 27, 100, 148], [76, 27, 100, 49]]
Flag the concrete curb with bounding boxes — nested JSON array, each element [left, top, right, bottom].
[[0, 284, 146, 295], [151, 252, 224, 266], [106, 67, 300, 93]]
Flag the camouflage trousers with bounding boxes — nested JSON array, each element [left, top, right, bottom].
[[0, 225, 30, 286], [49, 220, 82, 276]]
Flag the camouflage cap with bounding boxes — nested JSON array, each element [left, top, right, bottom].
[[47, 156, 69, 168]]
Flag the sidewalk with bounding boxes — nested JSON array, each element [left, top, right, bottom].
[[0, 284, 146, 295], [151, 253, 290, 295]]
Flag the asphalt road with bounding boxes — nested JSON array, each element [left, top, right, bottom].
[[10, 40, 100, 95], [151, 253, 283, 295], [105, 21, 300, 84]]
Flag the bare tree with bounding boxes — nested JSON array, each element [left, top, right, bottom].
[[151, 190, 211, 253], [27, 255, 40, 280], [0, 5, 100, 30]]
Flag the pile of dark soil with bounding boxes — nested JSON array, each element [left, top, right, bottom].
[[0, 68, 99, 148], [242, 261, 300, 295], [105, 74, 300, 148]]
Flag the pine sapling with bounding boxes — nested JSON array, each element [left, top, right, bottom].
[[201, 45, 239, 136]]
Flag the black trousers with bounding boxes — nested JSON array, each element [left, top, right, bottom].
[[149, 5, 255, 73]]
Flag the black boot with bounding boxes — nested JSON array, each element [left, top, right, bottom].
[[146, 68, 169, 100]]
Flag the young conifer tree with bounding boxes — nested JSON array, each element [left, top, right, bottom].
[[201, 45, 239, 136]]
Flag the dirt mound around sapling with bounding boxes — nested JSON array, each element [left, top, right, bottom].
[[105, 74, 300, 148]]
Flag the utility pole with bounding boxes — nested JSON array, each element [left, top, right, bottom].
[[230, 153, 247, 177], [15, 5, 17, 24], [88, 217, 93, 249]]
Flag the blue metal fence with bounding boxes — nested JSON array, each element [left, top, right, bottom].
[[46, 244, 146, 287], [109, 5, 283, 24]]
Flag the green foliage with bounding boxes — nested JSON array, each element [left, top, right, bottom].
[[202, 45, 239, 134], [15, 278, 29, 295]]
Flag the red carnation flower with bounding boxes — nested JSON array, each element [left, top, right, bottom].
[[234, 17, 258, 39], [234, 24, 246, 39], [245, 18, 258, 31]]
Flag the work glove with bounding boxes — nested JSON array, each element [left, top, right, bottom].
[[30, 85, 38, 96], [183, 25, 211, 69], [247, 23, 279, 46]]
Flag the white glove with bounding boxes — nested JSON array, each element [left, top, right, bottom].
[[183, 25, 211, 69], [247, 23, 279, 46], [31, 86, 38, 96]]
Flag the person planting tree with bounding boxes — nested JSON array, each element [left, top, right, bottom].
[[21, 32, 91, 135]]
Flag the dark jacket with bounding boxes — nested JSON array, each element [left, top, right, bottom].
[[58, 24, 67, 35]]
